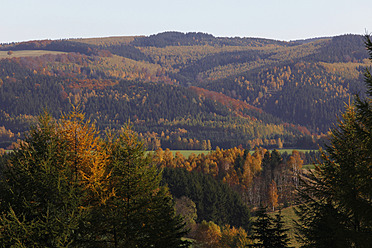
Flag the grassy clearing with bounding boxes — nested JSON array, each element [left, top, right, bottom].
[[251, 206, 301, 247], [145, 150, 209, 158], [73, 36, 139, 46], [274, 149, 317, 154], [249, 148, 317, 155], [171, 150, 210, 158], [148, 148, 317, 160], [0, 50, 66, 59], [182, 238, 196, 247], [303, 164, 316, 170]]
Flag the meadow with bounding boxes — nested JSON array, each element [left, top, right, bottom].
[[170, 150, 210, 157], [0, 50, 66, 59], [170, 149, 317, 158]]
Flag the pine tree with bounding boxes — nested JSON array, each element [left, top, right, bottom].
[[295, 35, 372, 248], [249, 206, 274, 248], [272, 210, 291, 248], [0, 112, 85, 247], [249, 206, 290, 248], [88, 127, 189, 247]]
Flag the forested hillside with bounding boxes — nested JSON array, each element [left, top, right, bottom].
[[1, 32, 371, 247], [0, 32, 369, 149]]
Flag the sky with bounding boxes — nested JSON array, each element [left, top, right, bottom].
[[1, 0, 372, 43]]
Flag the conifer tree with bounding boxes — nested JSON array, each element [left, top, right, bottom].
[[249, 206, 275, 248], [249, 206, 290, 248], [272, 210, 291, 248], [0, 110, 190, 247], [295, 35, 372, 248], [87, 127, 189, 247], [0, 112, 85, 247]]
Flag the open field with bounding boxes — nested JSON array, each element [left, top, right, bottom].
[[171, 150, 210, 157], [248, 148, 317, 155], [273, 149, 317, 154], [0, 50, 66, 59], [73, 36, 140, 46], [303, 164, 316, 170], [147, 149, 318, 160], [173, 149, 317, 158]]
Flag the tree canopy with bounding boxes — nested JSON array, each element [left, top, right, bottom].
[[0, 109, 189, 247]]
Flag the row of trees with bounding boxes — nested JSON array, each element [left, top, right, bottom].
[[0, 109, 301, 247], [0, 109, 302, 247], [150, 146, 312, 209]]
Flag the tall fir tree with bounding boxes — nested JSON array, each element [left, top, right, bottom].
[[0, 112, 85, 247], [295, 35, 372, 248], [249, 206, 290, 248], [272, 210, 291, 248], [87, 127, 189, 247], [249, 206, 275, 248]]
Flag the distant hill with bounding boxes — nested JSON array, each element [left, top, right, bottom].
[[0, 32, 369, 149]]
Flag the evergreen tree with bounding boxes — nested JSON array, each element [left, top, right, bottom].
[[87, 128, 189, 247], [249, 206, 275, 248], [295, 35, 372, 248], [0, 110, 190, 247], [162, 167, 251, 230], [0, 112, 85, 247], [249, 206, 290, 248], [272, 210, 291, 248]]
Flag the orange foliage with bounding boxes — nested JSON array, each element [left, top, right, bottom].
[[189, 86, 262, 118]]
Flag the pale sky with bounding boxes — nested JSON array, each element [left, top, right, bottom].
[[1, 0, 371, 43]]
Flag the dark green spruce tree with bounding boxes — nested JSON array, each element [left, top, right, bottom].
[[249, 206, 275, 248], [0, 113, 84, 247], [86, 128, 190, 247], [249, 206, 290, 248], [295, 35, 372, 248], [272, 210, 291, 248]]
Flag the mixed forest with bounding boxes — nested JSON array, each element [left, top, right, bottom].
[[0, 32, 371, 247], [0, 32, 370, 151]]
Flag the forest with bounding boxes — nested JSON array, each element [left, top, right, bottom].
[[0, 32, 371, 247], [0, 32, 369, 150]]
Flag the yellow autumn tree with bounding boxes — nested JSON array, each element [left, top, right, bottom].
[[287, 150, 303, 188], [56, 107, 113, 205], [268, 180, 279, 211], [220, 224, 251, 247], [194, 221, 222, 248]]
